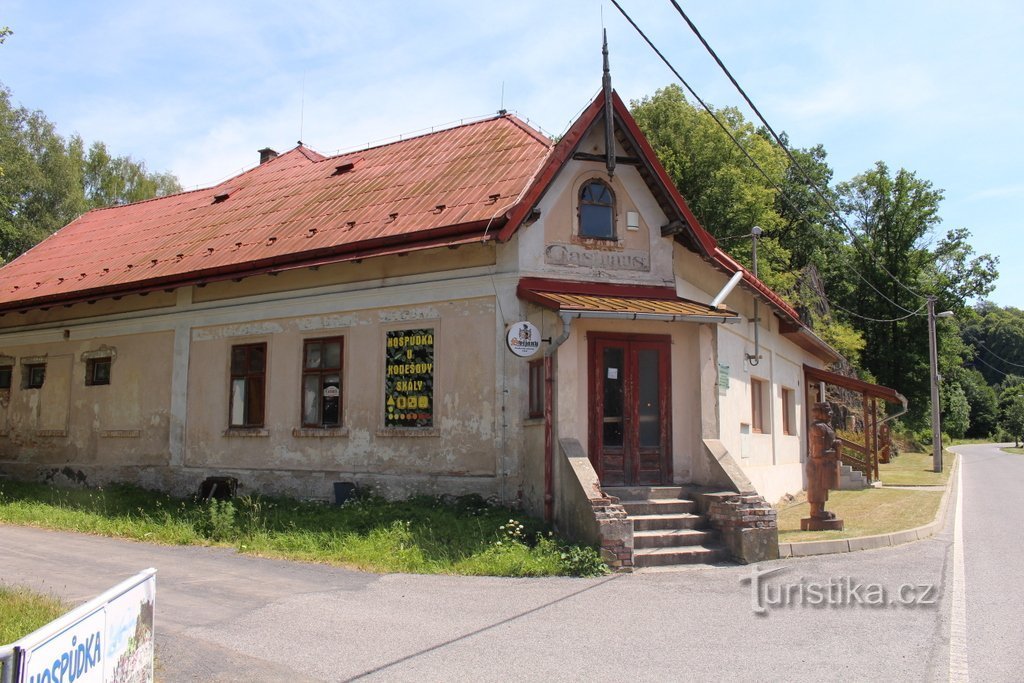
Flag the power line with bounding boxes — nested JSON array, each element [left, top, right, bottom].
[[971, 351, 1015, 379], [963, 330, 1024, 369], [831, 299, 929, 323], [666, 0, 928, 305], [609, 0, 919, 316]]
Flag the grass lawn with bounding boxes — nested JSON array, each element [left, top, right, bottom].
[[777, 488, 944, 543], [777, 451, 954, 543], [0, 585, 67, 643], [1003, 447, 1024, 455], [0, 481, 607, 577], [877, 450, 955, 486]]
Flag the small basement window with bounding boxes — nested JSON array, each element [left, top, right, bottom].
[[86, 357, 112, 386], [25, 363, 45, 389], [0, 365, 12, 390]]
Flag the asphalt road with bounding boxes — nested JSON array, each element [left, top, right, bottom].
[[1, 443, 1019, 682]]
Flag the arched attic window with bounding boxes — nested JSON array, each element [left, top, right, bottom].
[[578, 179, 616, 239]]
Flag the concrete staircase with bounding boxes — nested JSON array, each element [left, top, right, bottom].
[[604, 486, 729, 568], [838, 463, 869, 490]]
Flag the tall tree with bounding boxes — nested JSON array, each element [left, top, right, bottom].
[[834, 163, 996, 427], [630, 85, 794, 293], [0, 84, 181, 263]]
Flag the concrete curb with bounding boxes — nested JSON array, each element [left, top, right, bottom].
[[778, 453, 959, 559]]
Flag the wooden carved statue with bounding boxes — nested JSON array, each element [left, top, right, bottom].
[[801, 401, 844, 531]]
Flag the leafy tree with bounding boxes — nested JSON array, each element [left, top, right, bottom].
[[630, 85, 794, 293], [833, 163, 996, 427], [0, 83, 180, 262], [940, 382, 970, 439], [962, 302, 1024, 385], [959, 368, 999, 438], [1000, 394, 1024, 447], [79, 140, 181, 208], [0, 86, 86, 259]]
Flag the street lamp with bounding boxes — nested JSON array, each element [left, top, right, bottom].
[[928, 296, 954, 473]]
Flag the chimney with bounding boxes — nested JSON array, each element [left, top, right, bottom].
[[258, 147, 278, 164]]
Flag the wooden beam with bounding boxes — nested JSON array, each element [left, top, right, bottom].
[[572, 152, 643, 165]]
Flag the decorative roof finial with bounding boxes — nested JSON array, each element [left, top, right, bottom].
[[602, 29, 615, 178]]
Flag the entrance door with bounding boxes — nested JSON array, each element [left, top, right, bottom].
[[588, 334, 672, 486]]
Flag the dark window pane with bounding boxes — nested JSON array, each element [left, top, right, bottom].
[[580, 204, 614, 239], [0, 367, 10, 389], [602, 347, 624, 447], [91, 359, 111, 385], [27, 365, 45, 388], [249, 345, 265, 373], [247, 376, 265, 426], [322, 373, 341, 425], [324, 341, 341, 369], [304, 342, 322, 370], [638, 349, 660, 448], [231, 347, 248, 375]]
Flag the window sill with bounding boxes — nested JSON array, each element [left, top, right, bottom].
[[100, 430, 141, 438], [34, 429, 67, 438], [292, 427, 349, 438], [523, 417, 544, 426], [376, 427, 440, 438], [571, 234, 621, 246], [223, 428, 270, 438]]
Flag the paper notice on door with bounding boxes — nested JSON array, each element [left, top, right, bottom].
[[607, 368, 619, 379]]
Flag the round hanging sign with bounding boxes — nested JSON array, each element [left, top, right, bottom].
[[506, 321, 542, 357]]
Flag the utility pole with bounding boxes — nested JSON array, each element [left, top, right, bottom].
[[928, 296, 954, 473]]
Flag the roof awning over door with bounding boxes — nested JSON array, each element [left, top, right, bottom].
[[517, 277, 740, 324]]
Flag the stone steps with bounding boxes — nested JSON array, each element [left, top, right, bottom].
[[633, 544, 730, 567], [838, 463, 869, 490], [618, 498, 696, 516], [633, 528, 716, 548], [628, 512, 706, 531], [607, 485, 731, 568]]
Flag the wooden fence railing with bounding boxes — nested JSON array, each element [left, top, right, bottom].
[[836, 436, 879, 483]]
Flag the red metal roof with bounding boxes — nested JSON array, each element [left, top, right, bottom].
[[0, 89, 834, 364], [0, 114, 552, 312]]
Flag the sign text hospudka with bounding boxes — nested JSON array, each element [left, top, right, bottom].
[[385, 329, 434, 428]]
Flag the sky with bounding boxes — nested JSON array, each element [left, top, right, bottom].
[[2, 0, 1021, 309]]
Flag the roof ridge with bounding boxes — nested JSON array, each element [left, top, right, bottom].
[[499, 114, 553, 147], [314, 114, 536, 163]]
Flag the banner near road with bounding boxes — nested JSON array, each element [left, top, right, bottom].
[[12, 568, 156, 683]]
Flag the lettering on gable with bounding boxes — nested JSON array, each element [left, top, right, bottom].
[[544, 244, 650, 272]]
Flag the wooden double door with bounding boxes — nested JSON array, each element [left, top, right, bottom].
[[588, 334, 672, 486]]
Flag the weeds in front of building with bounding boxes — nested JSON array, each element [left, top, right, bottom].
[[0, 585, 67, 643], [0, 481, 608, 577]]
